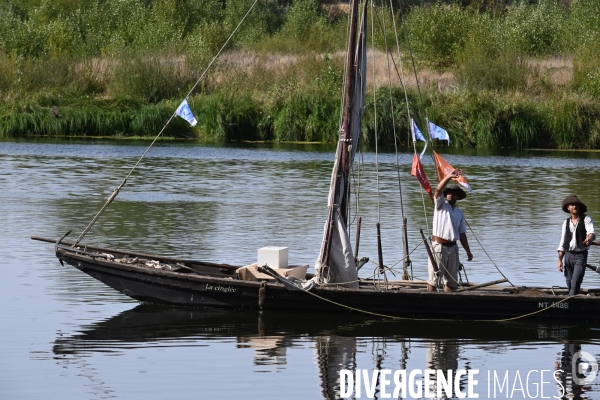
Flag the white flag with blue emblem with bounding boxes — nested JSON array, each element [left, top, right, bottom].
[[175, 99, 197, 127], [427, 119, 449, 144], [411, 118, 428, 159], [411, 118, 426, 142]]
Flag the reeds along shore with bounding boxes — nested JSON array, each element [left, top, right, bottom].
[[1, 0, 600, 149]]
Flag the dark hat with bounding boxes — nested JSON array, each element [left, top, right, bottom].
[[562, 195, 587, 213], [442, 184, 466, 200]]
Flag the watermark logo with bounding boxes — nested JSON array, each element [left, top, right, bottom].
[[573, 351, 598, 385]]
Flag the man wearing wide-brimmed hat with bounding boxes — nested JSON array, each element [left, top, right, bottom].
[[557, 195, 595, 295], [427, 169, 473, 292]]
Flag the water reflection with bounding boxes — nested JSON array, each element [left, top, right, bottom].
[[316, 336, 357, 400], [425, 341, 459, 399], [52, 305, 599, 399], [5, 140, 600, 399], [238, 331, 288, 372], [555, 343, 597, 400]]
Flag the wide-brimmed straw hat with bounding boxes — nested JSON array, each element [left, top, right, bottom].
[[442, 184, 466, 200], [562, 195, 587, 213]]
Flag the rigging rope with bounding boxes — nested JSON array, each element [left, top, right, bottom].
[[392, 2, 432, 237], [72, 0, 260, 247], [397, 0, 434, 159], [383, 46, 431, 235], [370, 2, 381, 224], [375, 0, 415, 281], [465, 218, 515, 287], [384, 1, 513, 287]]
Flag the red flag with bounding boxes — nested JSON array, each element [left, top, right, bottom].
[[411, 153, 434, 203], [432, 151, 472, 191]]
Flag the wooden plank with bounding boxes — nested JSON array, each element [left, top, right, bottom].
[[456, 278, 508, 292]]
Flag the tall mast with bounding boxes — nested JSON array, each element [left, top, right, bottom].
[[318, 0, 366, 267]]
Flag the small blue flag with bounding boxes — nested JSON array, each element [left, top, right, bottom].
[[175, 99, 197, 127], [411, 118, 426, 142], [427, 119, 450, 144]]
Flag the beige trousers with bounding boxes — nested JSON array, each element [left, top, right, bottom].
[[427, 242, 460, 289]]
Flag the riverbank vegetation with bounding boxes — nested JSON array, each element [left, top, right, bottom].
[[1, 0, 600, 149]]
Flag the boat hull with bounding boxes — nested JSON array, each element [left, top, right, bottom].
[[53, 243, 600, 322]]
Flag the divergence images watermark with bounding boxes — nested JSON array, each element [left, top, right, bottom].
[[573, 351, 599, 385], [339, 352, 598, 399]]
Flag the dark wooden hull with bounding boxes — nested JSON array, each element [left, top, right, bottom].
[[42, 238, 600, 322]]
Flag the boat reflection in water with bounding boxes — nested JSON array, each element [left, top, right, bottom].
[[425, 340, 459, 399], [52, 305, 598, 399], [237, 316, 288, 372], [555, 343, 598, 400], [315, 336, 357, 400]]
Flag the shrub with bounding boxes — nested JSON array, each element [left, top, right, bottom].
[[573, 44, 600, 98], [564, 0, 600, 51], [406, 3, 472, 70], [502, 0, 566, 57]]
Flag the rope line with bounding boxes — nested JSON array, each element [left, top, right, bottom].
[[384, 0, 432, 240], [294, 283, 578, 323], [370, 2, 381, 224], [72, 0, 260, 247], [465, 218, 515, 287], [374, 1, 412, 281]]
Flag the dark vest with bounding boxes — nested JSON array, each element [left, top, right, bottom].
[[562, 217, 588, 251]]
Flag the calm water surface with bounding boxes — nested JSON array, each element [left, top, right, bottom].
[[1, 139, 600, 399]]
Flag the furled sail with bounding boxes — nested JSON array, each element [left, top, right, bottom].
[[315, 0, 367, 289]]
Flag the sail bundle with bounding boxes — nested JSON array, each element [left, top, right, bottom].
[[315, 0, 368, 289]]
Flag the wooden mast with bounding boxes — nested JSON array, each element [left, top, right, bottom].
[[319, 0, 364, 267]]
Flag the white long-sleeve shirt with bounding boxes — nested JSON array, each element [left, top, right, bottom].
[[557, 215, 595, 252]]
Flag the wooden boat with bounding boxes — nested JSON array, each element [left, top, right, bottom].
[[31, 236, 600, 321], [32, 0, 600, 322]]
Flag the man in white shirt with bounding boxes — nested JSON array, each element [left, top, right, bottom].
[[557, 195, 595, 295], [427, 169, 473, 292]]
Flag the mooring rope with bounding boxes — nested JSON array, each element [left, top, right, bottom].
[[72, 0, 261, 247], [291, 282, 577, 323]]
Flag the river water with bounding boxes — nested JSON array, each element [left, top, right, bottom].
[[1, 139, 599, 399]]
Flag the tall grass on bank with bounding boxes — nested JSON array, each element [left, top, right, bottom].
[[6, 76, 600, 150], [1, 1, 600, 149], [0, 98, 190, 137], [425, 91, 600, 150], [108, 53, 199, 103], [544, 97, 600, 149], [191, 53, 343, 142]]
